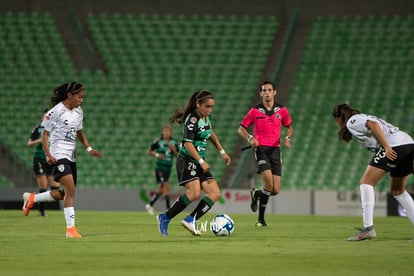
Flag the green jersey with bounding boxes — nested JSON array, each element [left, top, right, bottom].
[[180, 111, 212, 160], [29, 124, 46, 161], [150, 137, 179, 172]]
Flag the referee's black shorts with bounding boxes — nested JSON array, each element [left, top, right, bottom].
[[254, 146, 282, 176]]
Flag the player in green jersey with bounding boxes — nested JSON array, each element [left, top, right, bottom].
[[145, 126, 179, 214], [26, 109, 60, 216], [156, 90, 231, 236]]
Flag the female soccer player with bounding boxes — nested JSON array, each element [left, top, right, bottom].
[[238, 81, 294, 227], [333, 103, 414, 241], [156, 90, 231, 237], [26, 108, 60, 217], [22, 82, 102, 238], [145, 125, 179, 214]]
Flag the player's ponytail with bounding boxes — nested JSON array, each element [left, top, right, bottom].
[[333, 104, 360, 142], [51, 82, 84, 107], [51, 83, 68, 107], [170, 90, 214, 125]]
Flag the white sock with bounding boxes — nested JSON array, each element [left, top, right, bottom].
[[360, 184, 375, 228], [394, 191, 414, 226], [34, 191, 55, 203], [64, 207, 75, 228]]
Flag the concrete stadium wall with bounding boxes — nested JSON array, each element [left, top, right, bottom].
[[1, 188, 388, 217]]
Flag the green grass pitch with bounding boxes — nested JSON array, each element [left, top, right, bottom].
[[1, 210, 413, 275]]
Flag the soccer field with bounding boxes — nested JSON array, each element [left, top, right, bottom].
[[1, 210, 413, 276]]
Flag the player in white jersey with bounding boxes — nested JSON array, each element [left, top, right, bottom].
[[333, 103, 414, 241], [22, 82, 102, 238]]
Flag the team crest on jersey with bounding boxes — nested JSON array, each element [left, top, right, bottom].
[[275, 114, 281, 119], [58, 164, 65, 172], [190, 117, 197, 124]]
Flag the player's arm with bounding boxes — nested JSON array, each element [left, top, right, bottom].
[[168, 142, 179, 158], [366, 120, 397, 160], [27, 137, 41, 147], [77, 130, 102, 158], [238, 125, 258, 148], [27, 128, 41, 147], [183, 141, 209, 172], [42, 129, 56, 164], [283, 124, 294, 148], [210, 131, 231, 165]]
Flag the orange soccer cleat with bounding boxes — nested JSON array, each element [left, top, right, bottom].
[[66, 227, 82, 238], [22, 192, 35, 216]]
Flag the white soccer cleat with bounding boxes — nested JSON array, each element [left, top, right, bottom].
[[145, 204, 154, 215], [181, 215, 201, 236], [22, 192, 31, 210]]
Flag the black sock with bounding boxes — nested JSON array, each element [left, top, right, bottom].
[[190, 196, 214, 220], [254, 189, 261, 200], [165, 194, 191, 220], [150, 193, 160, 206], [164, 195, 170, 209], [258, 189, 271, 221], [38, 188, 47, 215]]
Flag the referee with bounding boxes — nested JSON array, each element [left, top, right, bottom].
[[238, 81, 294, 227]]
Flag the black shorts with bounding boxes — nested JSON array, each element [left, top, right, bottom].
[[253, 146, 282, 176], [33, 159, 53, 177], [52, 159, 77, 185], [369, 144, 414, 177], [155, 169, 171, 184], [175, 156, 214, 186]]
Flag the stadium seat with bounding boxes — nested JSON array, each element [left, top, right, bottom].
[[0, 12, 279, 189]]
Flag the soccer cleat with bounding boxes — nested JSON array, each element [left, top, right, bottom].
[[347, 226, 376, 241], [23, 192, 35, 216], [157, 214, 170, 237], [66, 227, 82, 238], [255, 220, 268, 227], [250, 188, 259, 212], [22, 192, 30, 210], [145, 204, 155, 215], [181, 215, 201, 236]]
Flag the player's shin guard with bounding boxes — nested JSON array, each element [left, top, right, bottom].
[[360, 184, 375, 228], [258, 189, 271, 221], [190, 196, 214, 220], [165, 194, 191, 220], [150, 193, 160, 206], [394, 191, 414, 225], [165, 195, 170, 209], [38, 188, 47, 215]]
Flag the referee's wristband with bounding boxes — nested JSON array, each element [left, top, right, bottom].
[[86, 146, 93, 152], [198, 159, 205, 165], [247, 135, 253, 142]]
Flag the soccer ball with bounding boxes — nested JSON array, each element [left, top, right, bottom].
[[210, 214, 235, 236]]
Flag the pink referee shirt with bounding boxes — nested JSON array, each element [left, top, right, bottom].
[[240, 103, 292, 147]]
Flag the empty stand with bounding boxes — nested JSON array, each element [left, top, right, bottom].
[[284, 15, 414, 191], [0, 12, 279, 189]]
